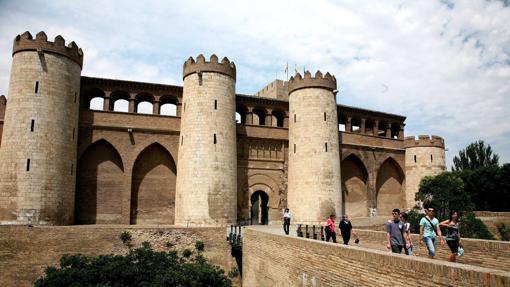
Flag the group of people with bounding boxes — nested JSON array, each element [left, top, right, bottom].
[[282, 207, 463, 262], [282, 209, 358, 245], [386, 207, 463, 262]]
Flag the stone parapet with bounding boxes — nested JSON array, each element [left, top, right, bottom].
[[404, 135, 445, 148], [183, 54, 236, 80], [13, 31, 83, 68], [288, 71, 336, 94]]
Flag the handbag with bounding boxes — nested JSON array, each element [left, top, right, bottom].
[[457, 246, 464, 257]]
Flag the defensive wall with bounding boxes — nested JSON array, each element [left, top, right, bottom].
[[243, 226, 510, 287]]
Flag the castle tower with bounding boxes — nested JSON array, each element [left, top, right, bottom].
[[0, 32, 83, 225], [287, 71, 342, 224], [404, 135, 446, 209], [175, 54, 237, 226]]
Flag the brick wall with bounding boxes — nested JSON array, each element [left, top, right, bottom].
[[0, 226, 238, 287], [353, 229, 510, 272], [243, 227, 510, 287]]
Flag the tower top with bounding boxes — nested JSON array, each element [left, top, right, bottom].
[[12, 31, 83, 68], [183, 54, 236, 80], [404, 135, 445, 148], [288, 70, 336, 94]]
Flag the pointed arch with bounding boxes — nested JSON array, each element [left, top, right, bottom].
[[341, 154, 369, 217], [75, 139, 125, 224], [376, 157, 405, 216], [130, 142, 177, 224]]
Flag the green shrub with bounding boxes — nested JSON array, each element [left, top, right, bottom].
[[182, 248, 193, 258], [497, 223, 510, 241], [34, 244, 231, 287], [120, 231, 132, 245], [405, 209, 423, 234], [459, 213, 495, 240], [165, 241, 174, 249], [195, 240, 205, 252], [228, 266, 239, 278]]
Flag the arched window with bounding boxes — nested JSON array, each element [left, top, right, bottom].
[[113, 99, 129, 112], [89, 97, 104, 110], [160, 95, 178, 116], [137, 101, 153, 114], [272, 111, 284, 127]]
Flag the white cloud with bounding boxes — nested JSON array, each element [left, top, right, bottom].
[[0, 0, 509, 166]]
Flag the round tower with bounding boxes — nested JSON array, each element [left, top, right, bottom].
[[0, 31, 83, 225], [404, 135, 446, 209], [287, 71, 342, 224], [175, 54, 237, 226]]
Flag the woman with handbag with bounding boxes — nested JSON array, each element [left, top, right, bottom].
[[325, 214, 337, 243], [440, 210, 463, 262]]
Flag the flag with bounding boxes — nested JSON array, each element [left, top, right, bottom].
[[284, 62, 288, 74]]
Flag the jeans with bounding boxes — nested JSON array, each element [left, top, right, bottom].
[[423, 236, 437, 257], [391, 245, 403, 254]]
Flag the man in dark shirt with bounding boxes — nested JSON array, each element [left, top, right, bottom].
[[386, 208, 406, 253], [339, 215, 353, 245]]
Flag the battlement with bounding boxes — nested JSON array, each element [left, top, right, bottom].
[[288, 70, 336, 94], [404, 135, 445, 148], [183, 54, 236, 80], [12, 31, 83, 68], [255, 79, 289, 100]]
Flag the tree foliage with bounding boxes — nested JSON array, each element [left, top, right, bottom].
[[458, 164, 510, 211], [452, 140, 499, 172], [416, 172, 473, 220], [34, 243, 232, 287]]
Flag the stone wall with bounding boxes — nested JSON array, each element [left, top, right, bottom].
[[353, 229, 510, 272], [243, 226, 510, 287], [0, 50, 81, 225], [176, 71, 237, 226], [288, 87, 341, 224], [0, 225, 238, 287]]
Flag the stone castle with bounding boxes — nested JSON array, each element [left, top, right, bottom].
[[0, 31, 446, 226]]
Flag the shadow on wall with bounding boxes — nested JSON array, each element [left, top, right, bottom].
[[75, 139, 124, 224], [130, 143, 176, 225]]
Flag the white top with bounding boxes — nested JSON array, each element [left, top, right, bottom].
[[283, 211, 291, 219]]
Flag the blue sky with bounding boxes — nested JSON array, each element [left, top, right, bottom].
[[0, 0, 509, 167]]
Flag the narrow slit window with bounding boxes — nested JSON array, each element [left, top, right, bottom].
[[181, 136, 183, 146], [324, 112, 327, 121], [71, 164, 73, 175], [325, 142, 328, 152], [214, 100, 217, 110], [294, 114, 296, 123], [431, 154, 433, 162], [72, 128, 75, 140], [183, 103, 186, 112], [293, 144, 296, 153], [214, 133, 217, 144], [26, 159, 30, 171], [198, 73, 203, 86], [74, 92, 77, 103], [414, 155, 417, 163], [30, 120, 34, 132], [34, 81, 39, 93]]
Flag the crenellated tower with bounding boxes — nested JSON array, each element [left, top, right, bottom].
[[0, 31, 83, 225], [404, 135, 446, 209], [287, 71, 342, 224], [175, 54, 237, 226]]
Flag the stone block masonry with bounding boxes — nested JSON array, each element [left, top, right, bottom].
[[243, 226, 510, 286], [0, 225, 239, 287]]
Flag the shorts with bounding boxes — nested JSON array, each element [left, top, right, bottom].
[[446, 239, 459, 254]]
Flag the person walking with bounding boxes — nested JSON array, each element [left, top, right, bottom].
[[401, 212, 413, 255], [386, 209, 406, 253], [419, 207, 445, 259], [440, 210, 462, 262], [339, 215, 357, 245], [325, 214, 337, 243], [282, 208, 291, 235]]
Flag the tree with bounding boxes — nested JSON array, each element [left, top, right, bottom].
[[34, 243, 232, 287], [452, 140, 499, 171], [416, 172, 473, 220]]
